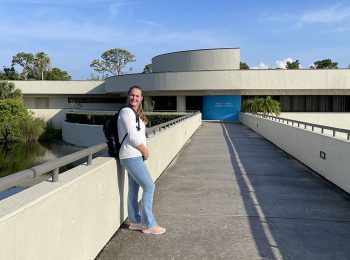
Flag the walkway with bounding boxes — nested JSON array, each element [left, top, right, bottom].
[[97, 122, 350, 260]]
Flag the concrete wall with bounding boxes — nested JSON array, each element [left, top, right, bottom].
[[62, 121, 106, 147], [280, 112, 350, 130], [30, 106, 123, 129], [62, 113, 195, 147], [240, 113, 350, 194], [0, 113, 202, 260], [105, 69, 350, 96], [14, 80, 106, 94], [152, 48, 240, 72], [31, 108, 68, 128]]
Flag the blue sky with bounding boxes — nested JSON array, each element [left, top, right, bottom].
[[1, 0, 350, 79]]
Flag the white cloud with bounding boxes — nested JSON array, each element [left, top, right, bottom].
[[0, 20, 113, 43], [275, 58, 294, 69], [252, 59, 303, 69], [252, 62, 270, 69], [299, 3, 350, 24], [108, 0, 134, 16]]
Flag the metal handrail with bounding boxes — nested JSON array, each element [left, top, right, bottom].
[[251, 113, 350, 140], [146, 112, 200, 137], [0, 112, 200, 193]]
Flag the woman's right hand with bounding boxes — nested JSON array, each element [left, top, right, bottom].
[[137, 143, 149, 160], [142, 148, 149, 160]]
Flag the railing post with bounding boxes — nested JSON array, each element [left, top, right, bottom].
[[52, 168, 59, 182], [87, 154, 92, 165], [250, 113, 350, 141]]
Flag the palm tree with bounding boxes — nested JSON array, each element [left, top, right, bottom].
[[261, 96, 280, 116], [242, 98, 254, 113], [0, 81, 22, 100], [242, 96, 280, 116], [34, 52, 51, 80]]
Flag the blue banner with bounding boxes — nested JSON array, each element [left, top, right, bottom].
[[202, 95, 241, 121]]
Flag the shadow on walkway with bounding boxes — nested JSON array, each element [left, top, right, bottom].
[[97, 122, 350, 260]]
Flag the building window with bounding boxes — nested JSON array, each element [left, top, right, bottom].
[[68, 97, 126, 104], [151, 96, 177, 111], [243, 95, 350, 112]]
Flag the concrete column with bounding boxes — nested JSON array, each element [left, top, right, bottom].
[[177, 96, 186, 112]]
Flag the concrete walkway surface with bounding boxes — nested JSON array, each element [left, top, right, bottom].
[[96, 122, 350, 260]]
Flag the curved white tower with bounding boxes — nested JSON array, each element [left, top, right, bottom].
[[152, 48, 240, 72]]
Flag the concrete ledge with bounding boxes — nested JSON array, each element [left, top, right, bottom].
[[280, 112, 350, 130], [62, 113, 199, 147], [240, 113, 350, 194], [62, 121, 105, 147], [0, 113, 202, 260]]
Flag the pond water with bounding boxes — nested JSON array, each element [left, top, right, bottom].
[[0, 141, 85, 200], [0, 141, 84, 178]]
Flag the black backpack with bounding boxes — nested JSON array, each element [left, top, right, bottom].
[[103, 105, 140, 158]]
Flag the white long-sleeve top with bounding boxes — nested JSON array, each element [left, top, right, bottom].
[[117, 107, 146, 159]]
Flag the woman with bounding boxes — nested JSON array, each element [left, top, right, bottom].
[[118, 86, 166, 235]]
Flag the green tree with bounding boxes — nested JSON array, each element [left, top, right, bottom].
[[12, 52, 34, 80], [286, 60, 300, 69], [240, 62, 249, 70], [0, 99, 45, 143], [143, 63, 152, 73], [310, 59, 338, 69], [34, 52, 51, 80], [0, 66, 20, 80], [90, 48, 136, 76], [242, 97, 263, 114], [0, 81, 22, 100], [44, 68, 71, 80], [260, 96, 280, 115], [242, 96, 280, 116]]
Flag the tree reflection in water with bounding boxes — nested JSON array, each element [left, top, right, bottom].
[[0, 142, 83, 178]]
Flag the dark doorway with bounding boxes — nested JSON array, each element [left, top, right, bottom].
[[186, 96, 203, 112], [152, 96, 177, 111]]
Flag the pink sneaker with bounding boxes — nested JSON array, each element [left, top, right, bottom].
[[128, 223, 142, 231], [142, 225, 166, 235]]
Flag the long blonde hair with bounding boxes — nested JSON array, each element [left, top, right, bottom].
[[128, 86, 148, 124]]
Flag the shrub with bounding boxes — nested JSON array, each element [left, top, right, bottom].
[[21, 117, 46, 142], [146, 114, 185, 127], [39, 122, 62, 142], [0, 99, 46, 144]]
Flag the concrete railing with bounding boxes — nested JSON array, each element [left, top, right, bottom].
[[240, 113, 350, 194], [62, 112, 193, 147], [0, 113, 202, 260], [254, 114, 350, 140]]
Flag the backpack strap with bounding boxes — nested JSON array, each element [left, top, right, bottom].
[[120, 133, 128, 146], [119, 105, 140, 131]]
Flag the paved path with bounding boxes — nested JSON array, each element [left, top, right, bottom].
[[97, 122, 350, 260]]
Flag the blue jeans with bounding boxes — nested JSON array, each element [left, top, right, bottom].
[[120, 156, 157, 228]]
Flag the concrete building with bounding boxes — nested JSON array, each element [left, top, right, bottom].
[[14, 48, 350, 127]]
